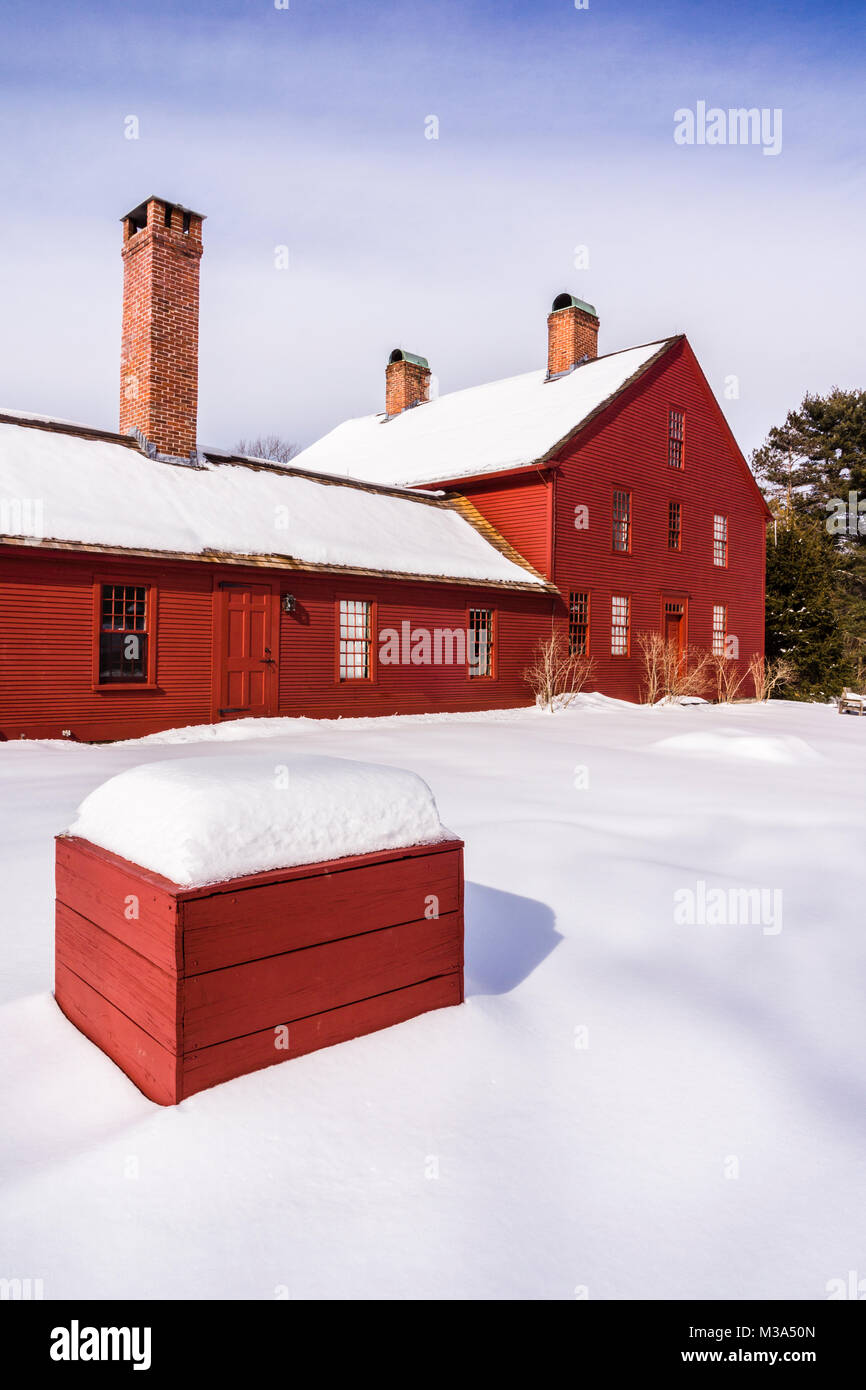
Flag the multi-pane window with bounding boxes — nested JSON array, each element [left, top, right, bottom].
[[99, 584, 148, 682], [611, 595, 630, 656], [569, 592, 590, 655], [712, 604, 727, 656], [612, 489, 631, 552], [669, 409, 684, 469], [668, 500, 682, 551], [339, 599, 372, 679], [713, 514, 728, 566], [468, 608, 494, 677]]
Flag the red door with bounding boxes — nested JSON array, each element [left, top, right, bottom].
[[217, 583, 277, 719], [664, 611, 682, 651], [664, 602, 685, 667]]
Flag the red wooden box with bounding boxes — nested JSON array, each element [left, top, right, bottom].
[[54, 834, 464, 1105]]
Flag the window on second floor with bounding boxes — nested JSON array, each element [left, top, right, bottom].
[[713, 514, 728, 567], [668, 500, 682, 551], [612, 489, 631, 553]]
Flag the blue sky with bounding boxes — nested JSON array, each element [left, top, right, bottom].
[[0, 0, 863, 456]]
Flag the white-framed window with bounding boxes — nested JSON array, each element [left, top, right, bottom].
[[611, 595, 630, 656], [712, 604, 727, 656], [339, 599, 372, 679], [713, 514, 728, 567]]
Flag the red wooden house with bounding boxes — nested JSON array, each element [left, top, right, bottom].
[[0, 196, 769, 743], [300, 297, 773, 702]]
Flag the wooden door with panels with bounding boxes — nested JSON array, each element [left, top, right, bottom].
[[663, 597, 687, 669], [216, 581, 278, 719]]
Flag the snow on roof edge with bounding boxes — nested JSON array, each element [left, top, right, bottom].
[[0, 414, 553, 590]]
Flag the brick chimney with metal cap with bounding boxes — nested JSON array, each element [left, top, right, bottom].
[[119, 195, 205, 459], [547, 292, 599, 378], [385, 348, 430, 417]]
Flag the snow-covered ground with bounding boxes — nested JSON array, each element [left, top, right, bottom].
[[1, 696, 864, 1300]]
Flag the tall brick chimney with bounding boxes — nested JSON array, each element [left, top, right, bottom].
[[547, 293, 599, 378], [119, 195, 205, 459], [385, 349, 430, 417]]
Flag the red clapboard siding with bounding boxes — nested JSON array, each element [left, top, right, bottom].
[[182, 973, 462, 1099], [54, 835, 464, 1103], [446, 472, 554, 578], [0, 546, 552, 740]]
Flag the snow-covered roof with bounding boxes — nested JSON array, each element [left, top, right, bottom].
[[67, 753, 451, 885], [295, 339, 677, 487], [0, 414, 550, 590]]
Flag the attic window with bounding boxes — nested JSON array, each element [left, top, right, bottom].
[[669, 409, 685, 469]]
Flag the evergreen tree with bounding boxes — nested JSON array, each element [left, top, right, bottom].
[[753, 387, 866, 514], [754, 387, 866, 687], [765, 519, 849, 699]]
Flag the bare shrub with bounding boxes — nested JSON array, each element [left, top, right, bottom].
[[637, 631, 665, 705], [638, 631, 712, 704], [747, 652, 796, 702], [708, 652, 748, 703], [524, 631, 596, 711]]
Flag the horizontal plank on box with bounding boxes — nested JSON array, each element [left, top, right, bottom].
[[182, 971, 462, 1099], [173, 838, 462, 900], [182, 849, 462, 973], [54, 962, 180, 1106], [183, 911, 463, 1050], [56, 835, 181, 973], [55, 901, 180, 1053]]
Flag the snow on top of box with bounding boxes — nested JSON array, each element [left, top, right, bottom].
[[294, 341, 674, 487], [0, 422, 544, 588], [67, 753, 451, 886]]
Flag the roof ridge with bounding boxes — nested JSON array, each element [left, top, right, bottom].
[[315, 335, 680, 431], [0, 411, 143, 450]]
